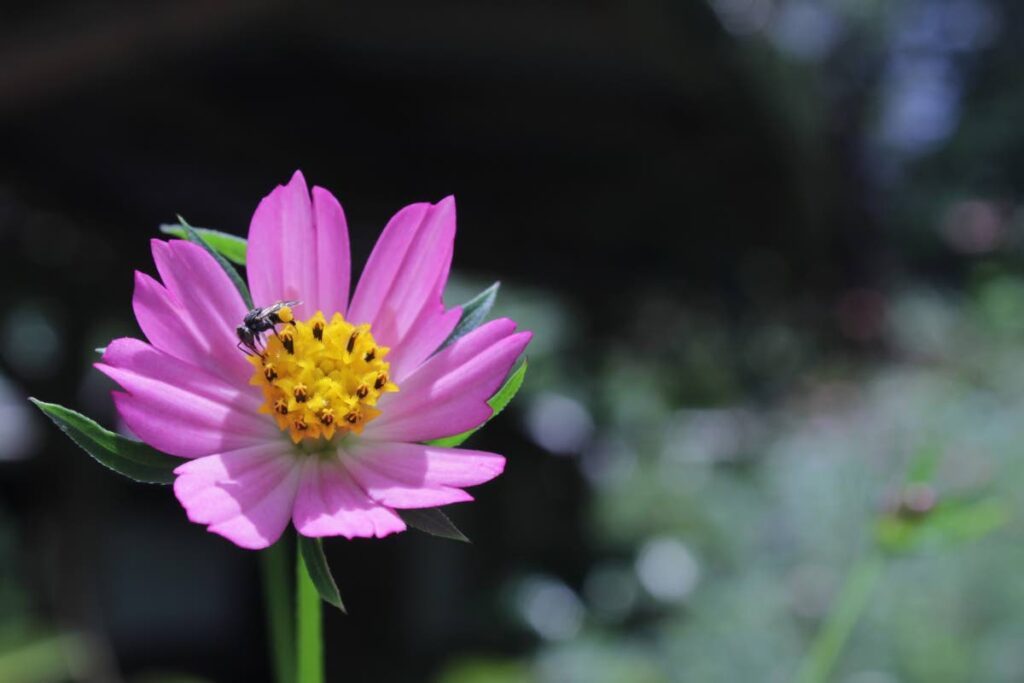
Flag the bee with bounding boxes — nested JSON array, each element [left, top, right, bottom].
[[236, 300, 301, 355]]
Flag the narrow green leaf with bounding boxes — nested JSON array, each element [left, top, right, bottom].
[[399, 508, 470, 543], [160, 224, 248, 266], [928, 497, 1009, 542], [484, 356, 527, 419], [29, 398, 179, 484], [440, 282, 500, 350], [876, 495, 1009, 554], [297, 536, 345, 612], [427, 357, 528, 448], [174, 216, 254, 309]]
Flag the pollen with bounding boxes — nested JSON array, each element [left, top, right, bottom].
[[250, 310, 399, 443]]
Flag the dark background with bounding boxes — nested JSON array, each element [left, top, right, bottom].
[[3, 1, 1024, 682]]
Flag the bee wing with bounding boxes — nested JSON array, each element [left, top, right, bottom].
[[244, 306, 273, 321], [252, 300, 301, 317]]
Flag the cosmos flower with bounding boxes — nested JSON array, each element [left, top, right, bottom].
[[96, 171, 531, 549]]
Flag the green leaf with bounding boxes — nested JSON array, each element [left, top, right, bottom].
[[427, 357, 528, 448], [874, 515, 918, 553], [398, 508, 470, 543], [28, 398, 179, 484], [906, 443, 943, 484], [927, 496, 1009, 542], [160, 224, 248, 266], [173, 216, 254, 309], [875, 494, 1009, 554], [440, 282, 500, 350], [297, 536, 345, 612]]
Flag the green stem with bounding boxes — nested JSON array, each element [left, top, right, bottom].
[[296, 550, 324, 683], [261, 538, 296, 683], [793, 552, 885, 683]]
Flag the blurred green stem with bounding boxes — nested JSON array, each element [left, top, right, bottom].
[[262, 538, 296, 683], [296, 550, 324, 683], [794, 552, 885, 683]]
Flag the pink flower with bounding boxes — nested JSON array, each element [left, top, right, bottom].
[[96, 171, 531, 549]]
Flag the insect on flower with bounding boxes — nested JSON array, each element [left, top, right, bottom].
[[93, 170, 531, 549], [236, 300, 301, 355]]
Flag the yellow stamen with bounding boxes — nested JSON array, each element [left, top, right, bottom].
[[249, 310, 399, 443]]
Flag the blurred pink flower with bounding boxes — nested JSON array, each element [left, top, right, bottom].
[[96, 171, 530, 548]]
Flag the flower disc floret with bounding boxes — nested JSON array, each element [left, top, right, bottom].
[[249, 308, 399, 443]]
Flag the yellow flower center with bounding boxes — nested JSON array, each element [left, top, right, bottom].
[[248, 309, 399, 443]]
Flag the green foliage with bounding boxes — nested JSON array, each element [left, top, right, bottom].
[[132, 673, 217, 683], [906, 443, 944, 484], [297, 536, 345, 611], [159, 224, 248, 266], [474, 272, 1024, 683], [876, 497, 1010, 554], [171, 216, 253, 309], [441, 282, 500, 350], [428, 358, 528, 448], [398, 508, 470, 543], [435, 657, 534, 683], [29, 399, 179, 484], [0, 631, 96, 683]]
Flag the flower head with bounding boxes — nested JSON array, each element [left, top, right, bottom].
[[250, 311, 398, 442], [97, 171, 531, 548]]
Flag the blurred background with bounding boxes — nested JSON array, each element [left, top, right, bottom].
[[2, 0, 1024, 681]]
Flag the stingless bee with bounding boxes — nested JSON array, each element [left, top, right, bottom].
[[236, 300, 301, 356]]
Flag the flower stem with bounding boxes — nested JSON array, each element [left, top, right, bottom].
[[296, 550, 324, 683], [793, 552, 886, 683], [261, 538, 296, 683]]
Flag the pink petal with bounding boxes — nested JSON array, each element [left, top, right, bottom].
[[97, 338, 278, 458], [364, 318, 532, 443], [247, 170, 313, 312], [147, 239, 253, 384], [347, 197, 458, 362], [132, 271, 251, 386], [292, 455, 406, 539], [384, 276, 462, 383], [344, 440, 505, 508], [311, 186, 351, 318], [174, 443, 301, 549], [247, 172, 351, 318]]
